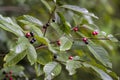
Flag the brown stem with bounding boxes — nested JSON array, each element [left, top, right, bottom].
[[35, 44, 47, 50], [74, 37, 110, 40], [43, 6, 56, 37]]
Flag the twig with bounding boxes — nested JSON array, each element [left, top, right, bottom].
[[43, 6, 56, 37]]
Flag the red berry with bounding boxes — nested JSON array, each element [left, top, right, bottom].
[[9, 70, 12, 74], [73, 27, 79, 32], [95, 31, 99, 35], [25, 32, 31, 38], [92, 31, 99, 35], [57, 40, 61, 46], [82, 37, 87, 42], [9, 77, 13, 80], [5, 74, 8, 77], [69, 56, 73, 60]]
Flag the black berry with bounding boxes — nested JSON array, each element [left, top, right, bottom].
[[2, 71, 6, 74], [53, 55, 57, 59], [30, 38, 36, 44], [43, 25, 47, 29], [52, 19, 55, 22], [46, 23, 50, 26], [85, 41, 89, 44], [30, 32, 34, 37]]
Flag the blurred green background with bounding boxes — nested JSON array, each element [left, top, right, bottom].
[[0, 0, 120, 79]]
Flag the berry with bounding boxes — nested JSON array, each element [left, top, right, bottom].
[[30, 38, 36, 44], [43, 25, 47, 29], [73, 27, 79, 32], [30, 39, 34, 44], [53, 55, 57, 59], [3, 78, 7, 80], [2, 71, 6, 74], [52, 19, 55, 22], [9, 70, 12, 74], [85, 41, 89, 44], [9, 77, 13, 80], [92, 31, 99, 35], [57, 40, 61, 46], [46, 23, 50, 26], [82, 37, 87, 42], [30, 32, 34, 37], [69, 56, 73, 60], [5, 74, 8, 77], [25, 32, 31, 38]]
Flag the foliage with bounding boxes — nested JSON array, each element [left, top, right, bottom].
[[0, 0, 120, 80]]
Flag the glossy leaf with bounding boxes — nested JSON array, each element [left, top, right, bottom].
[[107, 34, 118, 42], [23, 15, 43, 26], [60, 36, 73, 51], [83, 63, 113, 80], [35, 63, 44, 76], [66, 60, 81, 75], [37, 49, 52, 65], [4, 50, 27, 67], [19, 20, 43, 37], [61, 5, 98, 19], [87, 44, 112, 68], [4, 37, 28, 66], [57, 12, 71, 34], [43, 62, 62, 78], [41, 0, 51, 12], [27, 44, 37, 65], [0, 15, 24, 36]]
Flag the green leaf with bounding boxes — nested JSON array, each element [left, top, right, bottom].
[[57, 12, 71, 34], [19, 20, 43, 37], [83, 63, 113, 80], [61, 5, 98, 19], [37, 49, 52, 65], [0, 15, 24, 36], [27, 44, 37, 65], [66, 60, 82, 75], [4, 37, 28, 66], [41, 0, 52, 12], [87, 44, 112, 68], [23, 15, 43, 26], [35, 63, 44, 76], [35, 35, 57, 53], [107, 34, 118, 42], [43, 62, 62, 78], [60, 36, 73, 51], [4, 50, 27, 67], [51, 23, 63, 36]]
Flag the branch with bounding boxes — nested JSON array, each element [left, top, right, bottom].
[[43, 6, 56, 37]]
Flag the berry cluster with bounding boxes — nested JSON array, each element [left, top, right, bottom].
[[43, 19, 56, 29], [25, 32, 36, 44], [92, 30, 99, 36], [2, 71, 13, 80]]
